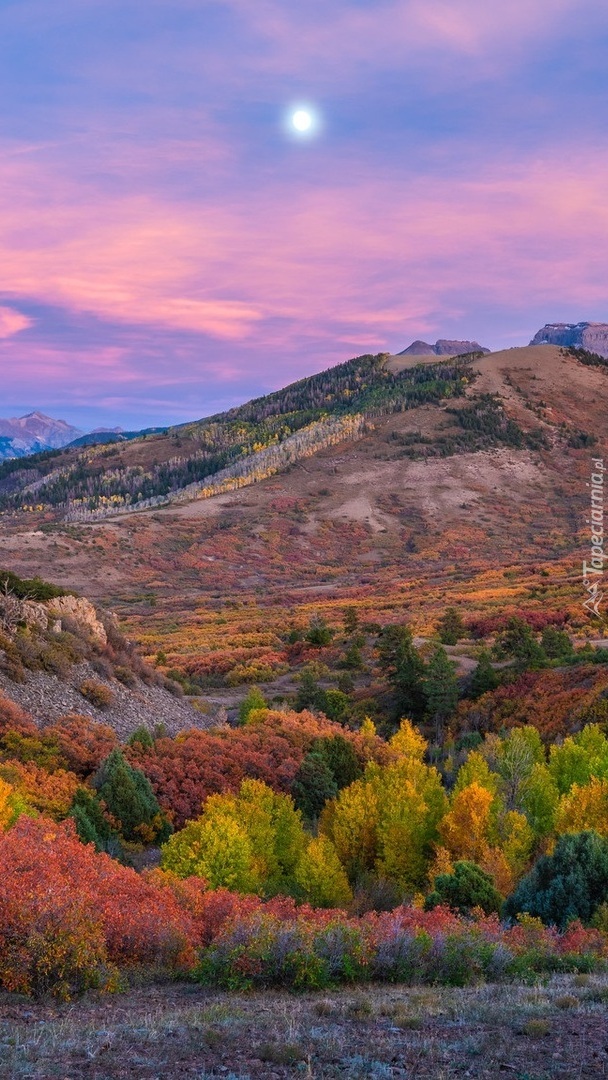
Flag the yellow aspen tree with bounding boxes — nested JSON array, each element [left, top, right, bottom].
[[555, 777, 608, 837]]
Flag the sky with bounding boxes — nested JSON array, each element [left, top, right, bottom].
[[0, 0, 608, 431]]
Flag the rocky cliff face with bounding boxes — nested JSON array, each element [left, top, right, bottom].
[[530, 322, 608, 358], [398, 338, 490, 357]]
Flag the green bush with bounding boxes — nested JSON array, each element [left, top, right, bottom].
[[0, 570, 70, 602], [504, 831, 608, 929], [425, 861, 503, 916]]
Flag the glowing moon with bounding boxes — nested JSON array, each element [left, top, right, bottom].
[[292, 109, 313, 132]]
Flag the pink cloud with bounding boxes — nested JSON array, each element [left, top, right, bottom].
[[1, 142, 608, 387], [0, 306, 32, 339]]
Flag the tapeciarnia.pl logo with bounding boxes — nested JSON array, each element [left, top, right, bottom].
[[583, 458, 605, 618]]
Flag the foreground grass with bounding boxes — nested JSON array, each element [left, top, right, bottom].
[[0, 976, 607, 1078]]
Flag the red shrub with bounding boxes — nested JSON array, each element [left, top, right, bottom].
[[0, 817, 196, 997], [0, 692, 36, 735], [455, 666, 608, 741], [46, 713, 118, 777], [128, 710, 388, 827]]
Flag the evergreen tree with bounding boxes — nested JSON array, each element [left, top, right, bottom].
[[322, 689, 350, 723], [69, 787, 121, 855], [541, 625, 574, 661], [294, 668, 326, 712], [378, 624, 426, 722], [424, 645, 460, 738], [503, 831, 608, 928], [341, 642, 364, 669], [311, 735, 363, 789], [468, 649, 499, 699], [436, 606, 465, 646], [498, 617, 548, 671], [425, 860, 502, 915], [93, 749, 172, 845], [291, 753, 338, 821], [306, 615, 333, 647], [343, 606, 359, 636]]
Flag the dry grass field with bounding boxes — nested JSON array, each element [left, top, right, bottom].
[[1, 975, 607, 1078]]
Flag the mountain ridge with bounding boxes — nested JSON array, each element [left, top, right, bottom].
[[0, 341, 605, 705], [397, 337, 490, 357]]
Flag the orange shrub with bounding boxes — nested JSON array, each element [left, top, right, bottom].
[[0, 761, 80, 819], [0, 817, 197, 997]]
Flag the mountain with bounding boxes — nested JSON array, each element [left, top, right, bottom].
[[0, 411, 83, 460], [0, 342, 604, 527], [397, 338, 490, 356], [530, 322, 608, 357]]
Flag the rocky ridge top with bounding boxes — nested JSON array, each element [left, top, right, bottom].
[[398, 338, 490, 357], [530, 322, 608, 358]]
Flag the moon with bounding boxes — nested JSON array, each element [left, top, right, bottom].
[[291, 109, 313, 132]]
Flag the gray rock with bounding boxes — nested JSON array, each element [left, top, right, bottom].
[[398, 338, 490, 357], [530, 322, 608, 358]]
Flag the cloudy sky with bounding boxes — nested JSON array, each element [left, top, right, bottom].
[[1, 0, 607, 429]]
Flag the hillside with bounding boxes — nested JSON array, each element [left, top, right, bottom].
[[1, 347, 608, 1035], [0, 352, 477, 518], [0, 342, 605, 707], [0, 570, 215, 736]]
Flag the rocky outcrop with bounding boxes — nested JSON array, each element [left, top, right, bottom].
[[0, 662, 220, 738], [47, 596, 108, 645], [530, 322, 608, 358], [398, 338, 490, 357], [20, 595, 108, 644]]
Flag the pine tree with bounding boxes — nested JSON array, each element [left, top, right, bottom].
[[311, 734, 362, 789], [343, 606, 359, 636], [541, 625, 574, 660], [291, 754, 338, 821], [504, 831, 608, 928], [469, 649, 499, 699], [436, 606, 465, 646], [306, 615, 333, 647], [70, 787, 121, 854], [93, 749, 171, 845], [426, 860, 502, 915], [378, 624, 426, 722], [498, 617, 547, 671], [424, 645, 460, 739]]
